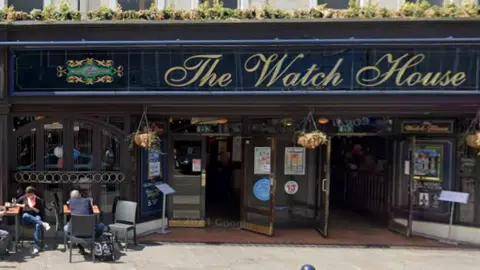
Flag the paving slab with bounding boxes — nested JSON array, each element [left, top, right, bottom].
[[0, 242, 479, 270]]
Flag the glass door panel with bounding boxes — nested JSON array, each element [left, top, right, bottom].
[[315, 137, 331, 237], [241, 137, 276, 236], [388, 136, 414, 236], [169, 137, 206, 227]]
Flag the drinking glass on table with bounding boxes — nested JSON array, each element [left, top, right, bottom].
[[11, 198, 16, 207]]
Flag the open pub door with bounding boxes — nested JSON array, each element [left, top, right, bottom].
[[315, 137, 331, 237], [388, 136, 415, 236], [241, 137, 276, 236]]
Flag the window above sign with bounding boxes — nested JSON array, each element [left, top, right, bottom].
[[8, 0, 43, 12], [118, 0, 154, 10]]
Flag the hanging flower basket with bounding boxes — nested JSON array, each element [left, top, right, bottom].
[[296, 131, 327, 149], [466, 132, 480, 149], [133, 131, 160, 150], [127, 107, 162, 151], [293, 110, 328, 149]]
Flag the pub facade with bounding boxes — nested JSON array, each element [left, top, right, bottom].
[[1, 19, 480, 243]]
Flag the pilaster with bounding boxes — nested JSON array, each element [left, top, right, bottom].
[[0, 103, 10, 205]]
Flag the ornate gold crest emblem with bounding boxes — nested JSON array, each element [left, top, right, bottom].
[[57, 58, 124, 85]]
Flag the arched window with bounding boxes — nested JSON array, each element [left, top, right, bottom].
[[12, 116, 130, 224]]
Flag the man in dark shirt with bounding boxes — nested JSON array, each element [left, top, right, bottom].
[[64, 190, 105, 254], [17, 186, 50, 255]]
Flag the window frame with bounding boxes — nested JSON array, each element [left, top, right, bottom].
[[11, 116, 127, 173]]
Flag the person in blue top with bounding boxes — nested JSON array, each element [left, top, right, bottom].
[[64, 190, 105, 254]]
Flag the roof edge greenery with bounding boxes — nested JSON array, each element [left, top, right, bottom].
[[2, 0, 480, 22]]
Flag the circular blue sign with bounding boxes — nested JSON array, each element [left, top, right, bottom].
[[253, 178, 270, 201]]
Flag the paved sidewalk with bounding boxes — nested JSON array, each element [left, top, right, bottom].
[[0, 243, 479, 270]]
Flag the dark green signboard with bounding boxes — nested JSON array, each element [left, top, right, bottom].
[[11, 46, 480, 95]]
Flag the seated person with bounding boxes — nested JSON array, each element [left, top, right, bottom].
[[17, 186, 51, 255], [64, 190, 105, 254], [0, 206, 12, 255]]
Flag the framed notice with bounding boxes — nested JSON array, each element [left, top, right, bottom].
[[413, 145, 443, 182], [140, 139, 166, 217], [254, 147, 271, 175], [192, 159, 202, 172], [284, 147, 305, 175], [148, 149, 162, 179]]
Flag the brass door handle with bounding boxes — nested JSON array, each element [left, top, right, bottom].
[[322, 179, 327, 192]]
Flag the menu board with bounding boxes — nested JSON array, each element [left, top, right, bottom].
[[140, 139, 167, 217]]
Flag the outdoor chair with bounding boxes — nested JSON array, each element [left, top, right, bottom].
[[108, 200, 137, 251], [20, 223, 44, 248], [67, 214, 96, 263]]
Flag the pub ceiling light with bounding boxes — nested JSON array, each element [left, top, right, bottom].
[[318, 117, 329, 124], [44, 123, 63, 130], [283, 118, 293, 126]]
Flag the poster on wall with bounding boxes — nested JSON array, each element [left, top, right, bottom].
[[284, 147, 306, 175], [254, 147, 271, 175], [148, 149, 162, 179], [141, 142, 166, 217], [419, 192, 430, 207], [413, 145, 443, 182], [192, 159, 202, 172]]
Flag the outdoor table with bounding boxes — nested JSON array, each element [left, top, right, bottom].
[[63, 204, 100, 251], [3, 206, 21, 252]]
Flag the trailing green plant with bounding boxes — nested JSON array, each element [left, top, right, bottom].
[[0, 0, 480, 22]]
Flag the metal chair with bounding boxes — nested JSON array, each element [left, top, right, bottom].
[[20, 224, 44, 248], [67, 214, 96, 263], [108, 200, 137, 251]]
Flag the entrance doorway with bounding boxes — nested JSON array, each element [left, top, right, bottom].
[[327, 135, 392, 235], [205, 136, 241, 228], [169, 136, 206, 227]]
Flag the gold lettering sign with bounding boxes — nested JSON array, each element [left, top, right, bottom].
[[163, 53, 467, 89], [164, 54, 232, 87], [401, 121, 453, 133], [403, 124, 450, 133], [356, 53, 466, 87]]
